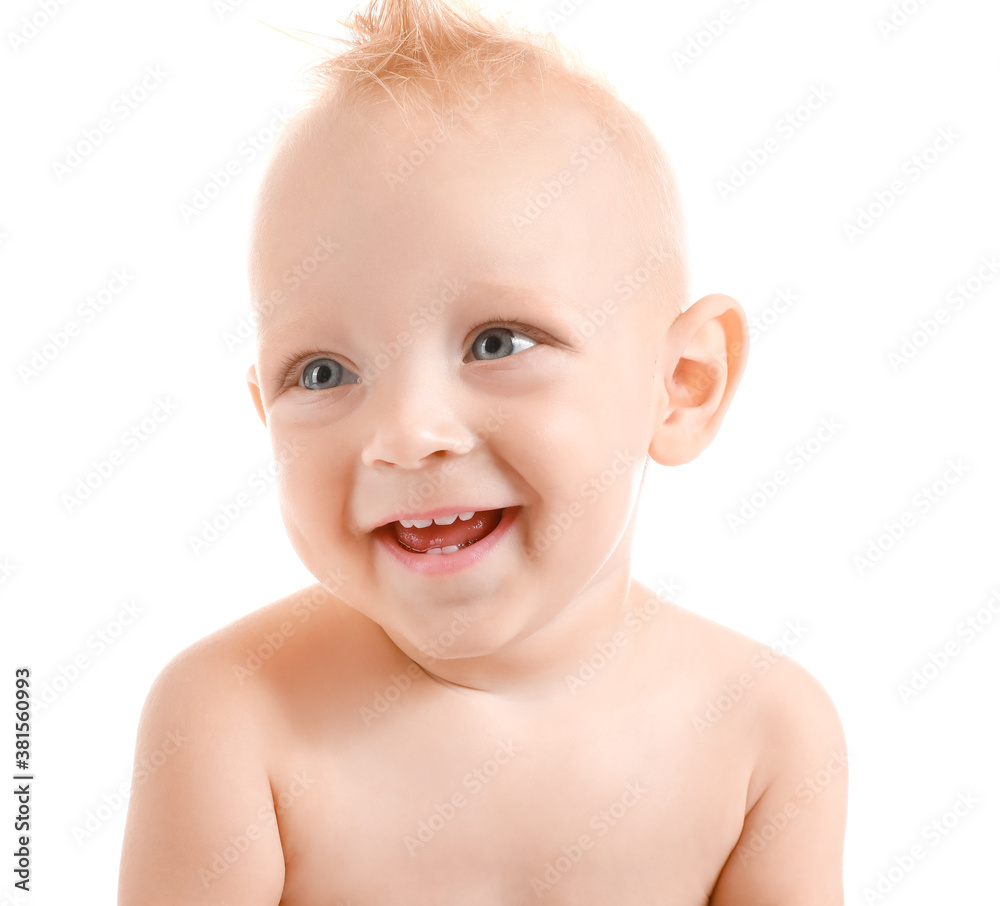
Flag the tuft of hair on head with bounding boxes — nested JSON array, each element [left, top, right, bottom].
[[302, 0, 551, 119], [274, 0, 689, 320]]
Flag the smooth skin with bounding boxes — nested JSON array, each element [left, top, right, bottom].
[[119, 82, 846, 905]]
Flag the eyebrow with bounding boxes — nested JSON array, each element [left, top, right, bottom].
[[259, 280, 579, 334], [257, 304, 317, 348], [465, 280, 580, 316], [257, 278, 581, 369]]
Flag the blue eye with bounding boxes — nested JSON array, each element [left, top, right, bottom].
[[470, 327, 537, 361], [300, 357, 359, 390]]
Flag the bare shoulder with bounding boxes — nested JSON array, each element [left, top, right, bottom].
[[165, 580, 393, 688], [128, 583, 335, 723], [660, 605, 848, 904], [118, 583, 372, 905], [664, 602, 844, 748]]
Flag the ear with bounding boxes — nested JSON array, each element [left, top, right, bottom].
[[649, 293, 748, 466], [246, 363, 267, 427]]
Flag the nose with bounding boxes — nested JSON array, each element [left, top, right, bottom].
[[360, 364, 480, 470]]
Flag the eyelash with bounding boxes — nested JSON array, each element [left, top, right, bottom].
[[278, 350, 324, 388], [279, 316, 547, 387], [470, 314, 549, 348]]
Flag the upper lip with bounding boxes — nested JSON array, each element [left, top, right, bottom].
[[371, 504, 512, 532]]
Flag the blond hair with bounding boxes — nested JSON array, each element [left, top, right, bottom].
[[289, 0, 688, 316]]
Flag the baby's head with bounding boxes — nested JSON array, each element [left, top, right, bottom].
[[245, 0, 747, 675]]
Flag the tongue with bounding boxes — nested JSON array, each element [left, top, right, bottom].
[[393, 509, 503, 553]]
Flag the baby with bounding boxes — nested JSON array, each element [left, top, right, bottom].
[[118, 0, 847, 902]]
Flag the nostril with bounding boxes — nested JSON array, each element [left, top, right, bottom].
[[360, 414, 482, 471]]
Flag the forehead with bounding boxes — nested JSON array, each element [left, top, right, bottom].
[[248, 83, 639, 333]]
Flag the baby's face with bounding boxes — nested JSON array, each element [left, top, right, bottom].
[[247, 86, 673, 666]]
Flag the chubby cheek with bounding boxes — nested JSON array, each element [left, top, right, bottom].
[[270, 424, 355, 584], [513, 380, 648, 574]]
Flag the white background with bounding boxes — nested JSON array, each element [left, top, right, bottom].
[[2, 0, 998, 901]]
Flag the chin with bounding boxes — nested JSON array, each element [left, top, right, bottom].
[[388, 601, 518, 660]]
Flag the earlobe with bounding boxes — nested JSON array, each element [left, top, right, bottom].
[[246, 363, 267, 427], [648, 293, 748, 466]]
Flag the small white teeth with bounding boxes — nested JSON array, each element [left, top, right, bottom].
[[424, 545, 461, 555], [398, 511, 478, 528]]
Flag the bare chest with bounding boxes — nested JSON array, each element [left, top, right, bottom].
[[271, 698, 748, 906]]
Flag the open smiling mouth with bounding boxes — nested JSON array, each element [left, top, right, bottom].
[[390, 508, 505, 555]]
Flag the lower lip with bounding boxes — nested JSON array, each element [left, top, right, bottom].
[[375, 507, 519, 575]]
